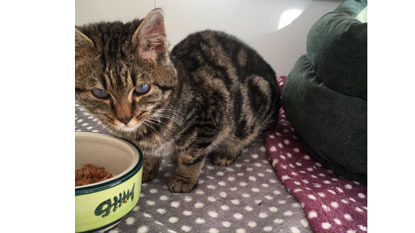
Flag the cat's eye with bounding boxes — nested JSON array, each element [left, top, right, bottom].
[[91, 89, 110, 99], [134, 84, 151, 95]]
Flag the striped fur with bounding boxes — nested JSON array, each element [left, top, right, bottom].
[[75, 9, 280, 192]]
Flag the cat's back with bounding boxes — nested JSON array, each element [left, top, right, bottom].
[[170, 30, 276, 84]]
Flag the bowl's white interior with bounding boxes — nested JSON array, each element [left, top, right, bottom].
[[75, 132, 140, 188]]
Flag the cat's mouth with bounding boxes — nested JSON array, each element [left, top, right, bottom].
[[113, 112, 150, 133]]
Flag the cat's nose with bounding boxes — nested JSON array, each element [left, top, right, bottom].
[[117, 116, 132, 125]]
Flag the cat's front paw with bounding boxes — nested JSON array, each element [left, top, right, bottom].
[[168, 175, 198, 193]]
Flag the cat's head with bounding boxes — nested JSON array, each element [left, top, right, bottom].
[[75, 9, 177, 135]]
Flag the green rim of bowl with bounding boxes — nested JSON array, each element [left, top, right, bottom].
[[75, 133, 143, 196]]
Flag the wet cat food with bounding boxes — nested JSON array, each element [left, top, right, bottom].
[[75, 163, 113, 186]]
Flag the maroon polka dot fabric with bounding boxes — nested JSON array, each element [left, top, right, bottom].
[[265, 76, 367, 233]]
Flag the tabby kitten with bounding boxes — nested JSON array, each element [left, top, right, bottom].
[[75, 9, 280, 193]]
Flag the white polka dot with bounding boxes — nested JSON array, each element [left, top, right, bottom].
[[322, 204, 330, 211], [300, 219, 309, 228], [292, 203, 301, 208], [344, 214, 353, 221], [294, 188, 303, 193], [334, 218, 342, 225], [355, 207, 364, 212], [216, 171, 224, 176], [208, 211, 218, 218], [236, 229, 246, 233], [261, 183, 269, 188], [248, 221, 257, 227], [251, 187, 260, 192], [207, 185, 216, 189], [347, 230, 356, 233], [359, 225, 367, 231], [263, 226, 273, 232], [159, 195, 169, 201], [341, 199, 349, 204], [284, 139, 290, 145], [170, 201, 180, 208], [242, 193, 251, 198], [290, 226, 301, 233], [260, 146, 266, 152], [218, 181, 226, 186], [269, 207, 278, 212], [322, 222, 331, 229], [183, 210, 192, 216], [125, 217, 135, 225], [278, 200, 286, 204], [331, 202, 339, 208], [194, 202, 204, 208], [168, 217, 178, 223], [230, 199, 240, 205], [146, 200, 155, 206], [308, 194, 317, 200], [184, 196, 192, 202], [274, 218, 284, 224], [273, 190, 281, 195], [318, 192, 326, 197], [293, 148, 300, 152], [281, 175, 291, 181], [284, 210, 293, 216], [195, 218, 205, 224], [137, 226, 149, 233], [181, 225, 191, 232], [157, 208, 166, 214], [345, 184, 353, 189], [233, 213, 243, 220], [323, 180, 331, 184], [239, 181, 248, 187], [143, 213, 151, 218], [269, 135, 275, 139], [245, 206, 253, 211], [327, 189, 336, 195], [358, 193, 366, 198], [208, 228, 219, 233], [208, 196, 216, 202], [270, 146, 277, 152], [308, 211, 317, 218], [251, 153, 259, 159], [220, 221, 231, 228], [227, 176, 236, 181], [259, 212, 268, 218], [248, 176, 257, 181], [221, 205, 229, 211]]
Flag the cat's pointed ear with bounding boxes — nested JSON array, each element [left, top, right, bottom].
[[132, 9, 168, 62], [75, 28, 94, 66]]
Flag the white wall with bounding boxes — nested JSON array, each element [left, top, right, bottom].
[[76, 0, 341, 76]]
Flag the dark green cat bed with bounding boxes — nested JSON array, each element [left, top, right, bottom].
[[282, 0, 367, 183]]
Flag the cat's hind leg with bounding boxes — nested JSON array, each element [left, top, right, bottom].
[[209, 140, 244, 166]]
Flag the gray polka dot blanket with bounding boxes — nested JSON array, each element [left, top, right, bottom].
[[76, 104, 312, 232]]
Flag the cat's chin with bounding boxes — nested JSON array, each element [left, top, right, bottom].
[[113, 123, 141, 133]]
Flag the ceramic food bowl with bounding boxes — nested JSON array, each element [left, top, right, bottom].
[[75, 132, 143, 233]]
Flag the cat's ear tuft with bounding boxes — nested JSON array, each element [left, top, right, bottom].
[[75, 28, 94, 66], [132, 9, 168, 62]]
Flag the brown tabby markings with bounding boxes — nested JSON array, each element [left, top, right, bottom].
[[75, 9, 280, 193]]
